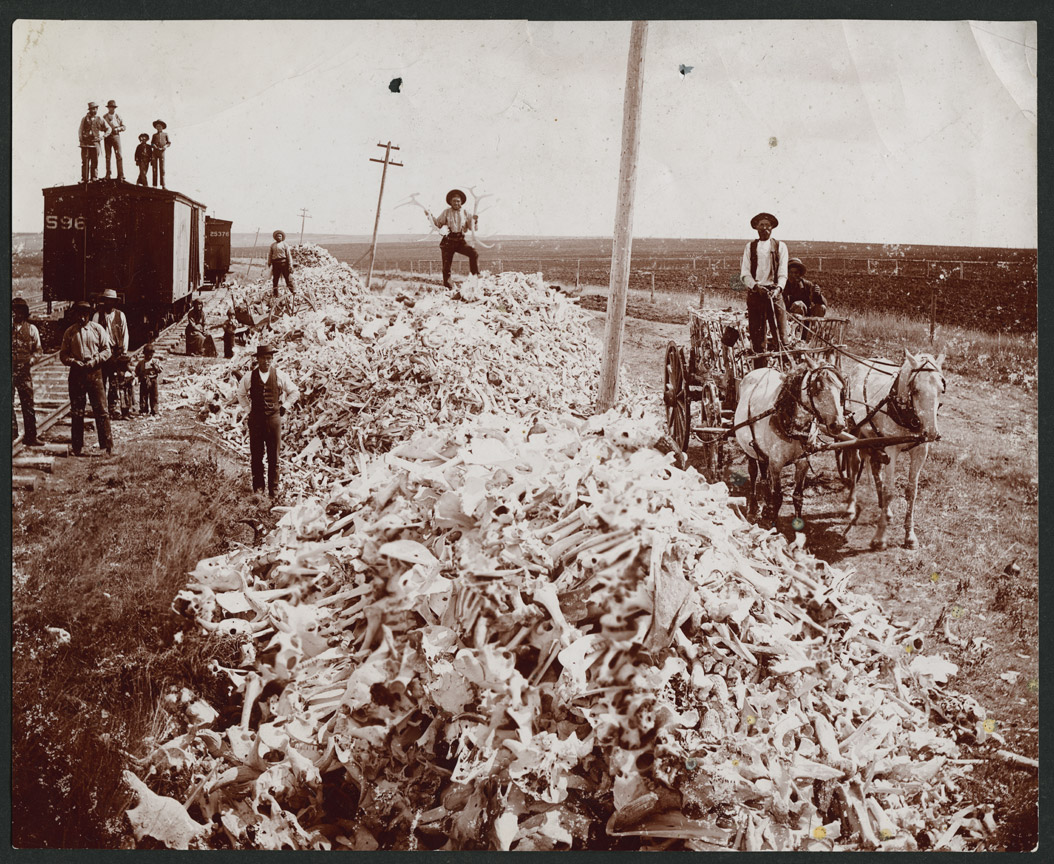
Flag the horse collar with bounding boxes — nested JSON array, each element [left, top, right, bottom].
[[774, 368, 816, 443], [886, 369, 924, 432]]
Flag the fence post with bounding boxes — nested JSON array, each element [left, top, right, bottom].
[[930, 283, 937, 343], [818, 257, 823, 272], [650, 271, 655, 301], [576, 259, 580, 288]]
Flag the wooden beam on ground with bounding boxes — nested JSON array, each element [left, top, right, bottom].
[[597, 20, 648, 412]]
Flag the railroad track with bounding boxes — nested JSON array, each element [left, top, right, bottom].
[[12, 287, 236, 486]]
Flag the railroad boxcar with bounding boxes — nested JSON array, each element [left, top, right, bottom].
[[42, 182, 206, 346], [204, 216, 233, 287]]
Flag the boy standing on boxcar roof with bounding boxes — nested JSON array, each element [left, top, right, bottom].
[[150, 119, 171, 188], [236, 344, 299, 500], [134, 133, 152, 187]]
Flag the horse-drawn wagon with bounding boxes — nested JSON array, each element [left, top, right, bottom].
[[662, 307, 849, 473], [662, 306, 943, 539]]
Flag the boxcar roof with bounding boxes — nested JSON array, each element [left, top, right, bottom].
[[42, 181, 206, 210]]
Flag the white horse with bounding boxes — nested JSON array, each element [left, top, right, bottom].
[[843, 350, 946, 549], [734, 357, 848, 529]]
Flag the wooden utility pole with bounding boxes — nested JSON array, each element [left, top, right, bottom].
[[297, 208, 311, 245], [597, 20, 648, 412], [367, 142, 403, 289], [245, 227, 260, 276]]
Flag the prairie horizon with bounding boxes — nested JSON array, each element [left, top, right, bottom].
[[12, 232, 1037, 260]]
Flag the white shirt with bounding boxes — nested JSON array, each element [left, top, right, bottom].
[[740, 238, 789, 290], [93, 308, 129, 353]]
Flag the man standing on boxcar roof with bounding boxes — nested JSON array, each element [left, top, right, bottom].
[[236, 344, 299, 501], [740, 211, 790, 369], [427, 189, 480, 289], [93, 289, 129, 416], [60, 301, 114, 456], [78, 101, 111, 183], [102, 99, 126, 181]]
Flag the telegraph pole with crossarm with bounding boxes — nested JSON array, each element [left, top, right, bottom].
[[297, 208, 311, 245], [366, 142, 403, 288]]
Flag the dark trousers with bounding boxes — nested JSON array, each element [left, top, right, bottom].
[[105, 136, 123, 179], [101, 352, 125, 415], [81, 144, 101, 182], [271, 261, 293, 290], [248, 411, 281, 495], [223, 332, 235, 359], [69, 366, 113, 453], [440, 234, 479, 285], [151, 152, 165, 187], [136, 162, 149, 186], [746, 288, 788, 369], [139, 379, 159, 414], [13, 365, 37, 444]]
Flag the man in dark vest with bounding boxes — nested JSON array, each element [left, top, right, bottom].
[[739, 212, 790, 368], [235, 344, 299, 499]]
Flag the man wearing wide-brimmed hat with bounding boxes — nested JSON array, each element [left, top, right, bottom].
[[12, 297, 43, 446], [150, 119, 171, 188], [102, 99, 126, 181], [266, 230, 295, 294], [782, 257, 827, 344], [740, 212, 790, 368], [236, 344, 300, 500], [92, 289, 129, 416], [78, 101, 112, 183], [59, 301, 114, 456], [427, 189, 480, 289]]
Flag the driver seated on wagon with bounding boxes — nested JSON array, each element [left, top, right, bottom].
[[782, 257, 827, 344]]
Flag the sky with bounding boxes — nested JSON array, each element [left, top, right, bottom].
[[11, 18, 1037, 247]]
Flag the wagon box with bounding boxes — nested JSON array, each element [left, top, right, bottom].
[[42, 182, 205, 343]]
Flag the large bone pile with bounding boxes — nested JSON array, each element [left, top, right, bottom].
[[175, 253, 613, 495], [139, 438, 994, 847], [132, 252, 995, 851]]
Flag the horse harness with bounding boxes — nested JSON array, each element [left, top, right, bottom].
[[851, 361, 945, 445], [743, 364, 845, 459]]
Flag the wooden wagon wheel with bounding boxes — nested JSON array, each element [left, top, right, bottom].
[[698, 378, 724, 476], [663, 342, 691, 454]]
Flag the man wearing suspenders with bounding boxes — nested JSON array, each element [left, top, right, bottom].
[[739, 212, 790, 369], [236, 344, 299, 500]]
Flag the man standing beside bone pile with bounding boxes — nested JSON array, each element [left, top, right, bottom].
[[236, 344, 299, 500]]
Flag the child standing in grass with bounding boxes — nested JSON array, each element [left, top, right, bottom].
[[136, 345, 162, 415]]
